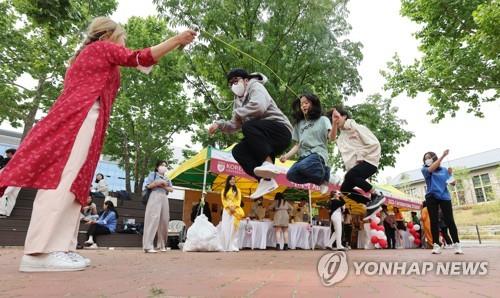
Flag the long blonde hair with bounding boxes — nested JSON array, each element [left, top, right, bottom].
[[70, 17, 126, 64]]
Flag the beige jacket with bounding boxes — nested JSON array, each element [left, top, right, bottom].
[[336, 119, 381, 171]]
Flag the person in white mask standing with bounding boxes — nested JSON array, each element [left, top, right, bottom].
[[208, 68, 293, 198], [142, 160, 174, 253]]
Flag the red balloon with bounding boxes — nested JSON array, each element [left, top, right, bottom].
[[370, 221, 378, 229], [378, 239, 388, 248], [414, 238, 421, 245], [371, 236, 379, 244], [407, 222, 414, 229], [414, 232, 420, 238], [377, 225, 385, 231]]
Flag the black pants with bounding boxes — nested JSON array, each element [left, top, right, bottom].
[[342, 224, 353, 247], [384, 222, 397, 249], [340, 161, 377, 204], [426, 194, 459, 244], [87, 223, 111, 240], [441, 226, 453, 245], [91, 191, 105, 199], [232, 119, 291, 180]]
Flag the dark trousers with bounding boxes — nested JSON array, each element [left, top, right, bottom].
[[286, 153, 330, 186], [87, 223, 111, 240], [441, 226, 453, 245], [342, 224, 353, 247], [232, 119, 291, 180], [384, 223, 397, 249], [340, 161, 377, 204], [426, 195, 459, 244], [91, 191, 105, 199]]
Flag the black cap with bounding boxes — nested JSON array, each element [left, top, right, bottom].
[[226, 68, 249, 82]]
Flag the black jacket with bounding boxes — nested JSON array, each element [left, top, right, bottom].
[[191, 202, 212, 223]]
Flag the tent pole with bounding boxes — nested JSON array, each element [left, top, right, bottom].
[[309, 189, 314, 250], [201, 158, 209, 202]]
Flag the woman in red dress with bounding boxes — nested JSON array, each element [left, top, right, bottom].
[[0, 17, 196, 272]]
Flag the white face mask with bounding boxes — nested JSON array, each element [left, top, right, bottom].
[[231, 80, 246, 97], [424, 159, 433, 166], [157, 166, 168, 174]]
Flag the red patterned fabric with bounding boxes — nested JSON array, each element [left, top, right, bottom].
[[0, 41, 156, 206]]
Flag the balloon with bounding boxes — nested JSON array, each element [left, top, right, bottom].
[[370, 221, 378, 229], [372, 217, 381, 225], [414, 238, 421, 246], [371, 236, 379, 244], [407, 222, 414, 229], [374, 243, 381, 249], [381, 234, 387, 240], [377, 231, 385, 239], [414, 224, 421, 231], [414, 232, 420, 239], [378, 239, 387, 248], [377, 225, 385, 232], [408, 235, 415, 242]]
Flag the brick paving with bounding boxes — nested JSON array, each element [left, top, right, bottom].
[[0, 246, 499, 297]]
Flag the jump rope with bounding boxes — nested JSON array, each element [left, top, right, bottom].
[[178, 26, 374, 201]]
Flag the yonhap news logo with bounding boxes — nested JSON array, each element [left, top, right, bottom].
[[317, 252, 488, 287]]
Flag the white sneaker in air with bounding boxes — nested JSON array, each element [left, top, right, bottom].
[[250, 178, 278, 199], [253, 162, 280, 179]]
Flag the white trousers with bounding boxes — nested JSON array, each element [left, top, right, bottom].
[[24, 101, 100, 254], [219, 209, 239, 252], [327, 209, 343, 248], [0, 186, 21, 216]]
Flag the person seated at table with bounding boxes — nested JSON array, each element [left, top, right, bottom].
[[191, 198, 212, 223], [249, 197, 267, 220], [268, 192, 293, 250], [292, 198, 310, 223]]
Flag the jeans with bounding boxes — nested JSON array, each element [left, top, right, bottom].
[[286, 153, 330, 186]]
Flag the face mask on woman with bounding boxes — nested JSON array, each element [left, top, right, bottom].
[[157, 166, 168, 175], [424, 159, 433, 167], [231, 80, 246, 97]]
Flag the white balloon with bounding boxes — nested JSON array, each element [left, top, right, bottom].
[[413, 224, 421, 231], [381, 234, 387, 241], [372, 217, 381, 224], [370, 229, 379, 237], [374, 243, 381, 249], [377, 231, 385, 239], [408, 235, 415, 242]]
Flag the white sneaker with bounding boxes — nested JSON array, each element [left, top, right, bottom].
[[320, 182, 329, 195], [250, 178, 278, 199], [253, 162, 280, 179], [19, 252, 86, 272], [453, 243, 464, 255], [86, 243, 98, 249], [66, 252, 91, 267], [84, 240, 94, 245], [144, 249, 158, 253], [159, 247, 167, 252], [432, 243, 441, 254]]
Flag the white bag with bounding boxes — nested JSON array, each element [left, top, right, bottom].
[[183, 214, 223, 252]]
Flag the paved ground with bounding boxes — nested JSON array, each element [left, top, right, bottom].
[[1, 245, 499, 298]]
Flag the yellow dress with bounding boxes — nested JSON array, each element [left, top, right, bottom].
[[221, 188, 245, 229]]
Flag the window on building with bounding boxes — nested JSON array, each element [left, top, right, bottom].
[[450, 179, 466, 205], [472, 174, 493, 203]]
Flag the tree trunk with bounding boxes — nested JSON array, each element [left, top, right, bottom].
[[133, 141, 141, 195], [21, 76, 46, 140], [122, 133, 132, 193]]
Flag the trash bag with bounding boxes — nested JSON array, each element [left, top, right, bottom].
[[183, 214, 222, 252]]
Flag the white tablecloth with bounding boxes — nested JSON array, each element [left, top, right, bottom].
[[237, 220, 331, 250]]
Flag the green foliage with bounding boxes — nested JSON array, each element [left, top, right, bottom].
[[154, 0, 363, 149], [103, 17, 192, 193], [383, 0, 499, 122], [0, 0, 117, 138]]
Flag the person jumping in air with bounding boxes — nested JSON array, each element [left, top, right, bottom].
[[280, 93, 333, 194], [208, 68, 292, 199], [329, 106, 385, 220]]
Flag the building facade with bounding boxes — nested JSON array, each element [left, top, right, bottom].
[[391, 148, 500, 206], [0, 129, 128, 191]]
